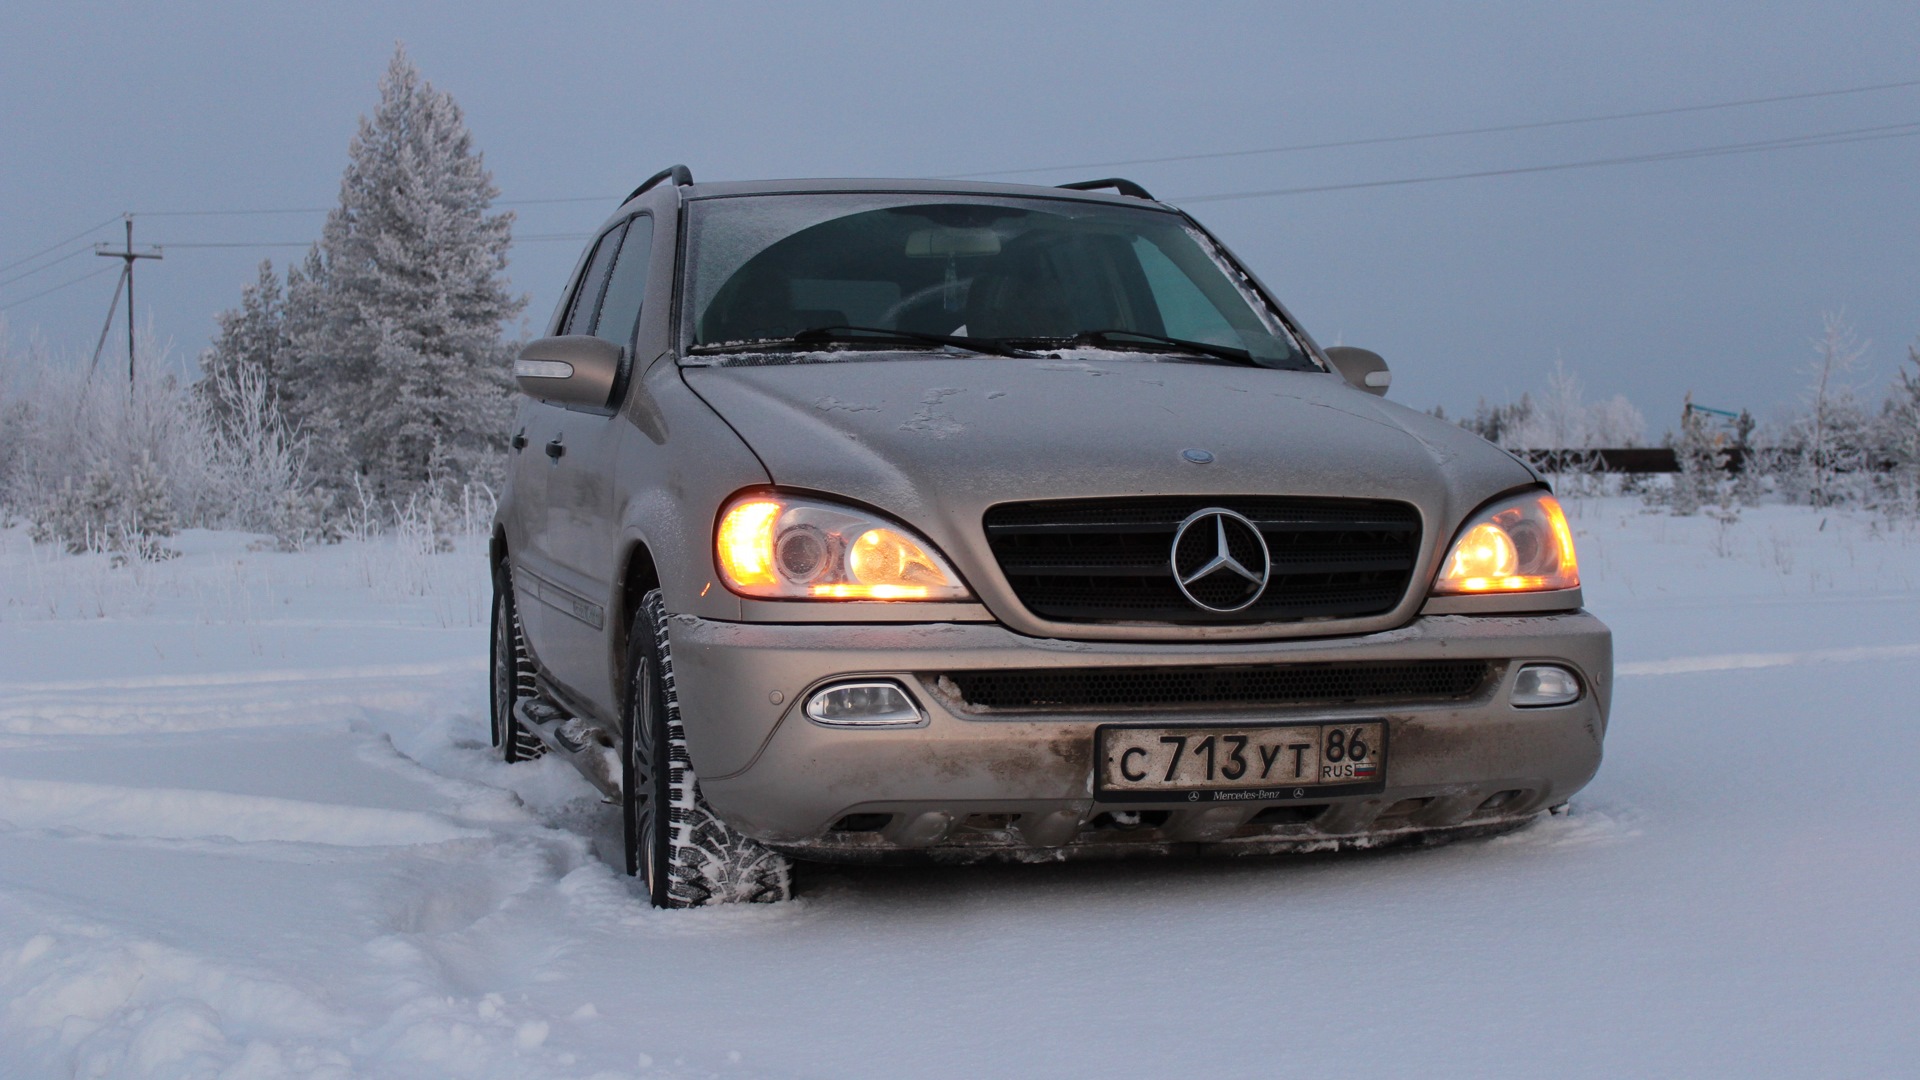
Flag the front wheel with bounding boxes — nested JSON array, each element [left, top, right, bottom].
[[623, 589, 792, 907]]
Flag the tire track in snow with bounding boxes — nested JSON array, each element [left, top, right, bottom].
[[0, 658, 485, 693], [0, 658, 485, 735], [1617, 642, 1920, 677], [0, 777, 487, 847]]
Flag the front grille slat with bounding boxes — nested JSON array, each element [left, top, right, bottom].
[[984, 496, 1422, 624], [939, 660, 1495, 712]]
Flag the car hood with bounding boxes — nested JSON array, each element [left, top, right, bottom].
[[680, 354, 1536, 636]]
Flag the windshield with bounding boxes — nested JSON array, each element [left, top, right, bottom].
[[680, 193, 1313, 369]]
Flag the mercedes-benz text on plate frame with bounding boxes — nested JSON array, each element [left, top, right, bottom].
[[1098, 722, 1389, 802], [492, 169, 1611, 908]]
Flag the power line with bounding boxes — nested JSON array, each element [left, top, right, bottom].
[[136, 194, 614, 218], [157, 240, 317, 248], [10, 72, 1909, 254], [135, 206, 329, 218], [1173, 118, 1920, 203], [138, 76, 1920, 218], [938, 76, 1920, 180], [0, 215, 122, 277], [153, 231, 594, 248], [29, 112, 1919, 265], [12, 76, 1917, 272], [0, 245, 91, 291], [3, 73, 1920, 269], [101, 106, 1920, 257], [0, 265, 117, 313]]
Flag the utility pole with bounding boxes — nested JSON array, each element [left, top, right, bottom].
[[94, 215, 162, 386]]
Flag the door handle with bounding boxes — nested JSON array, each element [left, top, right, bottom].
[[545, 437, 565, 461], [511, 428, 527, 451]]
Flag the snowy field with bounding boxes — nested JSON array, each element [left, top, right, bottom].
[[1, 499, 1916, 1079]]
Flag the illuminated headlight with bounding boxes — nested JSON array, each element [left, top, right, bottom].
[[804, 681, 925, 727], [1511, 664, 1583, 707], [1432, 491, 1580, 595], [715, 493, 972, 601]]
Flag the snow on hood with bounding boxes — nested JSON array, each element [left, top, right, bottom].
[[680, 354, 1534, 545]]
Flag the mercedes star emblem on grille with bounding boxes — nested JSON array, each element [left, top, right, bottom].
[[1170, 508, 1271, 613]]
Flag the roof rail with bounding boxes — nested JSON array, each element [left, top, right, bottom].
[[624, 165, 694, 204], [1056, 177, 1155, 200]]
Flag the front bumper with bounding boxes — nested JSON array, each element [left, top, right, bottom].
[[671, 611, 1611, 860]]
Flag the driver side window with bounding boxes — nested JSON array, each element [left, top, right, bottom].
[[563, 226, 622, 336], [560, 217, 654, 350], [592, 216, 653, 350]]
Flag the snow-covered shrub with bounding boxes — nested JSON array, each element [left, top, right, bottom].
[[394, 480, 493, 560], [345, 474, 495, 621], [1450, 362, 1647, 498], [1664, 399, 1730, 516], [197, 261, 291, 425], [0, 318, 331, 554], [1457, 362, 1645, 460], [1871, 341, 1920, 518], [33, 452, 179, 559], [1807, 314, 1876, 505], [1497, 360, 1646, 452], [197, 360, 330, 550], [0, 323, 204, 558], [1755, 314, 1879, 510]]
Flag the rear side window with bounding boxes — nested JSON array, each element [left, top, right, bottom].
[[591, 216, 653, 349], [563, 225, 624, 335]]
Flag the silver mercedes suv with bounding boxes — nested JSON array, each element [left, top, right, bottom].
[[491, 166, 1611, 908]]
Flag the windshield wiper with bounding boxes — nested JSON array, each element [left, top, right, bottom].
[[1066, 329, 1258, 366], [794, 325, 1038, 358], [689, 325, 1033, 358]]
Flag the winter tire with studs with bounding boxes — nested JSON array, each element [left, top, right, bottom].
[[489, 565, 547, 763], [624, 589, 792, 907]]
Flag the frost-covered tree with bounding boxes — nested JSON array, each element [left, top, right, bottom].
[[197, 260, 288, 426], [1514, 362, 1585, 451], [1730, 409, 1763, 507], [1669, 395, 1727, 516], [1790, 313, 1872, 507], [1463, 394, 1531, 446], [198, 360, 330, 548], [281, 44, 522, 500], [1587, 396, 1649, 449], [279, 246, 350, 484], [1499, 360, 1646, 451], [1880, 341, 1920, 513]]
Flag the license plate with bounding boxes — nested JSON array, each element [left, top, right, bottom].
[[1095, 721, 1389, 802]]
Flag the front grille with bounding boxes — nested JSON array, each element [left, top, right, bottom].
[[937, 660, 1495, 712], [983, 496, 1422, 623]]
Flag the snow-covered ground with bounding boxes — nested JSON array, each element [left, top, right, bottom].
[[1, 500, 1916, 1079]]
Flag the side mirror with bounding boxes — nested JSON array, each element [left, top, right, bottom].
[[1323, 346, 1391, 396], [514, 335, 621, 408]]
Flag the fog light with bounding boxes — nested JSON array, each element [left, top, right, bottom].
[[803, 681, 924, 727], [1511, 664, 1582, 707]]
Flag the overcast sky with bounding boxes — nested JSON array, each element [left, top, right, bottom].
[[2, 1, 1916, 430]]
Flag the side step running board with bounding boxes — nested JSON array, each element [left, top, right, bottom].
[[512, 697, 623, 801]]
